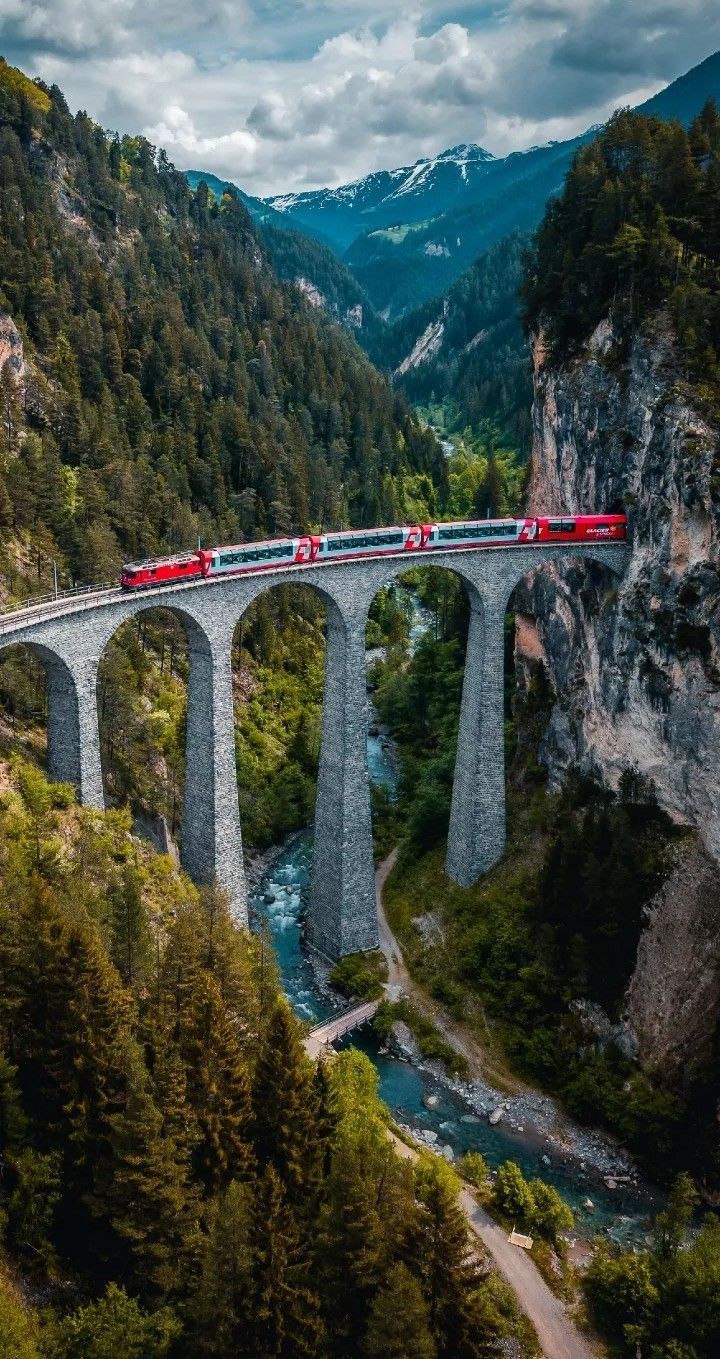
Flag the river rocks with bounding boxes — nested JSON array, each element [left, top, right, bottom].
[[489, 1106, 505, 1125], [440, 1144, 455, 1162], [423, 1093, 440, 1110]]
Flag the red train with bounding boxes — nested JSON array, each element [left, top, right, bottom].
[[120, 515, 627, 589]]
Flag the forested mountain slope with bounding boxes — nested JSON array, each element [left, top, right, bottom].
[[340, 50, 720, 317], [372, 233, 531, 450], [0, 60, 443, 600], [370, 102, 720, 1179], [0, 759, 533, 1359], [184, 171, 387, 349]]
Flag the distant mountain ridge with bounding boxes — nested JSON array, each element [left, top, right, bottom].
[[254, 49, 720, 318], [263, 143, 496, 250]]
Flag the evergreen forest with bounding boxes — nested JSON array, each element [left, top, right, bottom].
[[1, 45, 720, 1359]]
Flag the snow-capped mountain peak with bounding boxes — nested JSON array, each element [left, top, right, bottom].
[[262, 142, 497, 245]]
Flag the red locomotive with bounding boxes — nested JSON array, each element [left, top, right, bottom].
[[120, 515, 627, 589]]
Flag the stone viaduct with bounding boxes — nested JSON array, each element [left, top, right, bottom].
[[0, 541, 627, 958]]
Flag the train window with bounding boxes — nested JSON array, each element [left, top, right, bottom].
[[561, 519, 576, 532], [548, 520, 563, 533]]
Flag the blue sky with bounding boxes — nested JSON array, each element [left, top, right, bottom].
[[1, 1, 718, 195]]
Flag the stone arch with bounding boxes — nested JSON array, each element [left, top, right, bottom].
[[96, 595, 246, 920], [363, 558, 476, 849], [228, 573, 368, 960], [0, 636, 105, 806], [442, 542, 628, 887], [227, 576, 332, 844]]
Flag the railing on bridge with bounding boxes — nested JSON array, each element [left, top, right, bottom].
[[304, 1000, 380, 1058], [4, 581, 115, 618]]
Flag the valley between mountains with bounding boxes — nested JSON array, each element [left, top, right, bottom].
[[0, 41, 719, 1359]]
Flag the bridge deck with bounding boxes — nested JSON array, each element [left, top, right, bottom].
[[303, 1000, 379, 1059]]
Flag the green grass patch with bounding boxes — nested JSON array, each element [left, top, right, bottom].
[[329, 950, 388, 1001]]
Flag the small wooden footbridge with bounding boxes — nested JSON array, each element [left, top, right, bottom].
[[303, 1000, 379, 1059]]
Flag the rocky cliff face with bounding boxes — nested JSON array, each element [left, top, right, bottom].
[[517, 315, 720, 1072], [518, 315, 720, 859], [0, 310, 25, 382]]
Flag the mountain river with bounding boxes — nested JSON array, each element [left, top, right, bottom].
[[249, 589, 660, 1250]]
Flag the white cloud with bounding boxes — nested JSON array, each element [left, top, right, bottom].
[[1, 1, 718, 194]]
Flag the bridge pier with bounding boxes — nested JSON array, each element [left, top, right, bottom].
[[446, 590, 507, 885], [42, 649, 105, 809], [181, 617, 247, 924], [308, 602, 377, 960]]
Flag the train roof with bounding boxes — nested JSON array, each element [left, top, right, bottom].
[[123, 551, 200, 570], [214, 536, 295, 553]]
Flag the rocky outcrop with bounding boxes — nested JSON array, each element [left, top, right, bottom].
[[626, 839, 719, 1078], [517, 314, 720, 1071], [0, 310, 25, 382], [518, 315, 720, 860]]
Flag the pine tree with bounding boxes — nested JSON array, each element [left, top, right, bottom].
[[180, 970, 253, 1193], [363, 1262, 436, 1359], [103, 1054, 198, 1292], [248, 1165, 325, 1359], [189, 1179, 254, 1356], [407, 1158, 488, 1359], [251, 998, 320, 1206], [316, 1138, 387, 1357]]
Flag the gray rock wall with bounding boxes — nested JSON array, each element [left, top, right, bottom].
[[521, 318, 720, 859], [520, 316, 720, 1069]]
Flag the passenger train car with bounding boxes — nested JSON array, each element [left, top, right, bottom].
[[120, 515, 627, 589]]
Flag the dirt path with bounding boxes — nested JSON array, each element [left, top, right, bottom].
[[376, 847, 408, 993], [377, 854, 604, 1356], [389, 1132, 599, 1358], [375, 850, 524, 1091]]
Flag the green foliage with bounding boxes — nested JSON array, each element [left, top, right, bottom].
[[378, 593, 684, 1170], [0, 67, 444, 597], [585, 1178, 720, 1357], [329, 951, 387, 1001], [523, 101, 720, 401], [0, 1272, 41, 1359], [48, 1284, 180, 1359], [492, 1162, 536, 1225], [251, 998, 320, 1208], [363, 1261, 436, 1359], [0, 761, 534, 1358], [376, 234, 532, 451], [456, 1151, 490, 1192], [585, 1245, 659, 1347], [376, 999, 469, 1078]]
